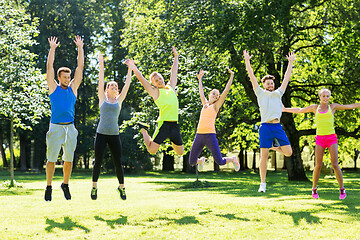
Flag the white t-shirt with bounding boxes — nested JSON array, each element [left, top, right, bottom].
[[254, 85, 284, 123]]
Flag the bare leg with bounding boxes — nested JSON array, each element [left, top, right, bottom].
[[313, 145, 325, 189], [172, 142, 184, 155], [46, 161, 55, 186], [270, 145, 293, 157], [328, 144, 344, 189], [140, 129, 160, 154], [63, 161, 73, 184], [260, 148, 269, 183], [92, 182, 97, 188]]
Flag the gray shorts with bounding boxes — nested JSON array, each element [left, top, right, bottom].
[[46, 123, 78, 162]]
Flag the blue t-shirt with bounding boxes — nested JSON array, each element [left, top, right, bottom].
[[49, 85, 77, 123]]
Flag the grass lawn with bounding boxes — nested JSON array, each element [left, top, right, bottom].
[[1, 169, 360, 239]]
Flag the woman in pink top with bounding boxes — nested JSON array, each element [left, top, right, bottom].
[[283, 88, 360, 199], [189, 68, 240, 171]]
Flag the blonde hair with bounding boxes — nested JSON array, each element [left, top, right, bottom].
[[149, 72, 164, 84], [318, 88, 331, 96]]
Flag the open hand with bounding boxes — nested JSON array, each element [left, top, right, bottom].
[[48, 36, 60, 49]]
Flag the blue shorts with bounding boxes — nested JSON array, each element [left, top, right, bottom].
[[259, 123, 290, 148]]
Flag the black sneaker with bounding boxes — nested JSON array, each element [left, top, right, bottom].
[[91, 188, 97, 200], [44, 186, 52, 201], [137, 122, 150, 131], [117, 187, 126, 200], [61, 183, 71, 200]]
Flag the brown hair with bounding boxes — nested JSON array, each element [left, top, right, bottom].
[[261, 75, 275, 83], [57, 67, 71, 77]]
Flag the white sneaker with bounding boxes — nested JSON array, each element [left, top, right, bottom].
[[197, 157, 205, 171], [258, 183, 266, 192]]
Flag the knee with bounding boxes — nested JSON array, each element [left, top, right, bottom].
[[148, 149, 158, 155], [176, 149, 184, 156], [284, 149, 293, 157]]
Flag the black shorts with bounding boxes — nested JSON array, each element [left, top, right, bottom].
[[153, 121, 183, 146]]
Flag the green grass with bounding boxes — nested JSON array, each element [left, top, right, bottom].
[[1, 169, 360, 239]]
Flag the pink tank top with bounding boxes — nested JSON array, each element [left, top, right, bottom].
[[197, 104, 217, 133]]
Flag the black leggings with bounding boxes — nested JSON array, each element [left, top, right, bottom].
[[92, 133, 124, 184]]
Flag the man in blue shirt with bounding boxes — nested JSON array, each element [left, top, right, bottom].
[[44, 36, 84, 201]]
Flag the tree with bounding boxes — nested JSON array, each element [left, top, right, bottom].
[[0, 0, 49, 186]]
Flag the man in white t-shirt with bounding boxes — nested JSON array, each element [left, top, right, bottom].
[[243, 50, 296, 192]]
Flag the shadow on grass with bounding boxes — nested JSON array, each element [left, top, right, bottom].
[[94, 215, 127, 228], [45, 216, 90, 233], [149, 216, 199, 225], [215, 213, 252, 222], [276, 210, 321, 225]]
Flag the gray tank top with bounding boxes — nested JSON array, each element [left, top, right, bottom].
[[96, 100, 121, 135]]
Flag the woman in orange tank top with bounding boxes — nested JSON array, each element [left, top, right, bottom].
[[283, 88, 360, 200], [189, 68, 240, 171]]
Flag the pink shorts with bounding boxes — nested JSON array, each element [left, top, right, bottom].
[[315, 134, 337, 149]]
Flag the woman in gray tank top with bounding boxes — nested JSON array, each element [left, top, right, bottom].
[[91, 54, 132, 200]]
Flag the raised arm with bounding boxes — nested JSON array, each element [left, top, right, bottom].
[[279, 52, 296, 92], [243, 50, 259, 90], [98, 54, 105, 106], [214, 67, 234, 112], [333, 103, 360, 111], [196, 70, 207, 106], [46, 36, 60, 94], [283, 104, 317, 114], [117, 64, 132, 104], [169, 46, 179, 89], [70, 35, 84, 95], [124, 59, 158, 99]]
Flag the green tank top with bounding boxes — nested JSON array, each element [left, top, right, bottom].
[[155, 85, 179, 122], [314, 105, 335, 135]]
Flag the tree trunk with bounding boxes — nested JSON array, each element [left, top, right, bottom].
[[252, 149, 257, 171], [239, 149, 245, 170], [9, 116, 15, 186], [0, 137, 8, 168], [84, 153, 89, 169], [213, 161, 219, 172], [354, 149, 359, 170], [282, 113, 308, 181], [244, 150, 248, 170], [271, 151, 277, 172], [19, 133, 27, 171], [182, 152, 194, 173], [162, 148, 174, 171]]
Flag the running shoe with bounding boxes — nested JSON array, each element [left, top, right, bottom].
[[312, 188, 319, 199], [91, 188, 97, 200], [197, 157, 205, 172], [339, 188, 346, 200], [232, 156, 240, 172], [44, 186, 52, 201], [117, 187, 126, 200], [258, 182, 266, 192], [61, 183, 71, 200]]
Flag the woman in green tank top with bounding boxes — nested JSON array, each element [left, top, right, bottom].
[[125, 47, 184, 155], [283, 88, 360, 200]]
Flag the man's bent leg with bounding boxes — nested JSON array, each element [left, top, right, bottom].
[[172, 143, 184, 155]]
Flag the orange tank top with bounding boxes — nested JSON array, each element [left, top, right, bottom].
[[197, 104, 217, 133]]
